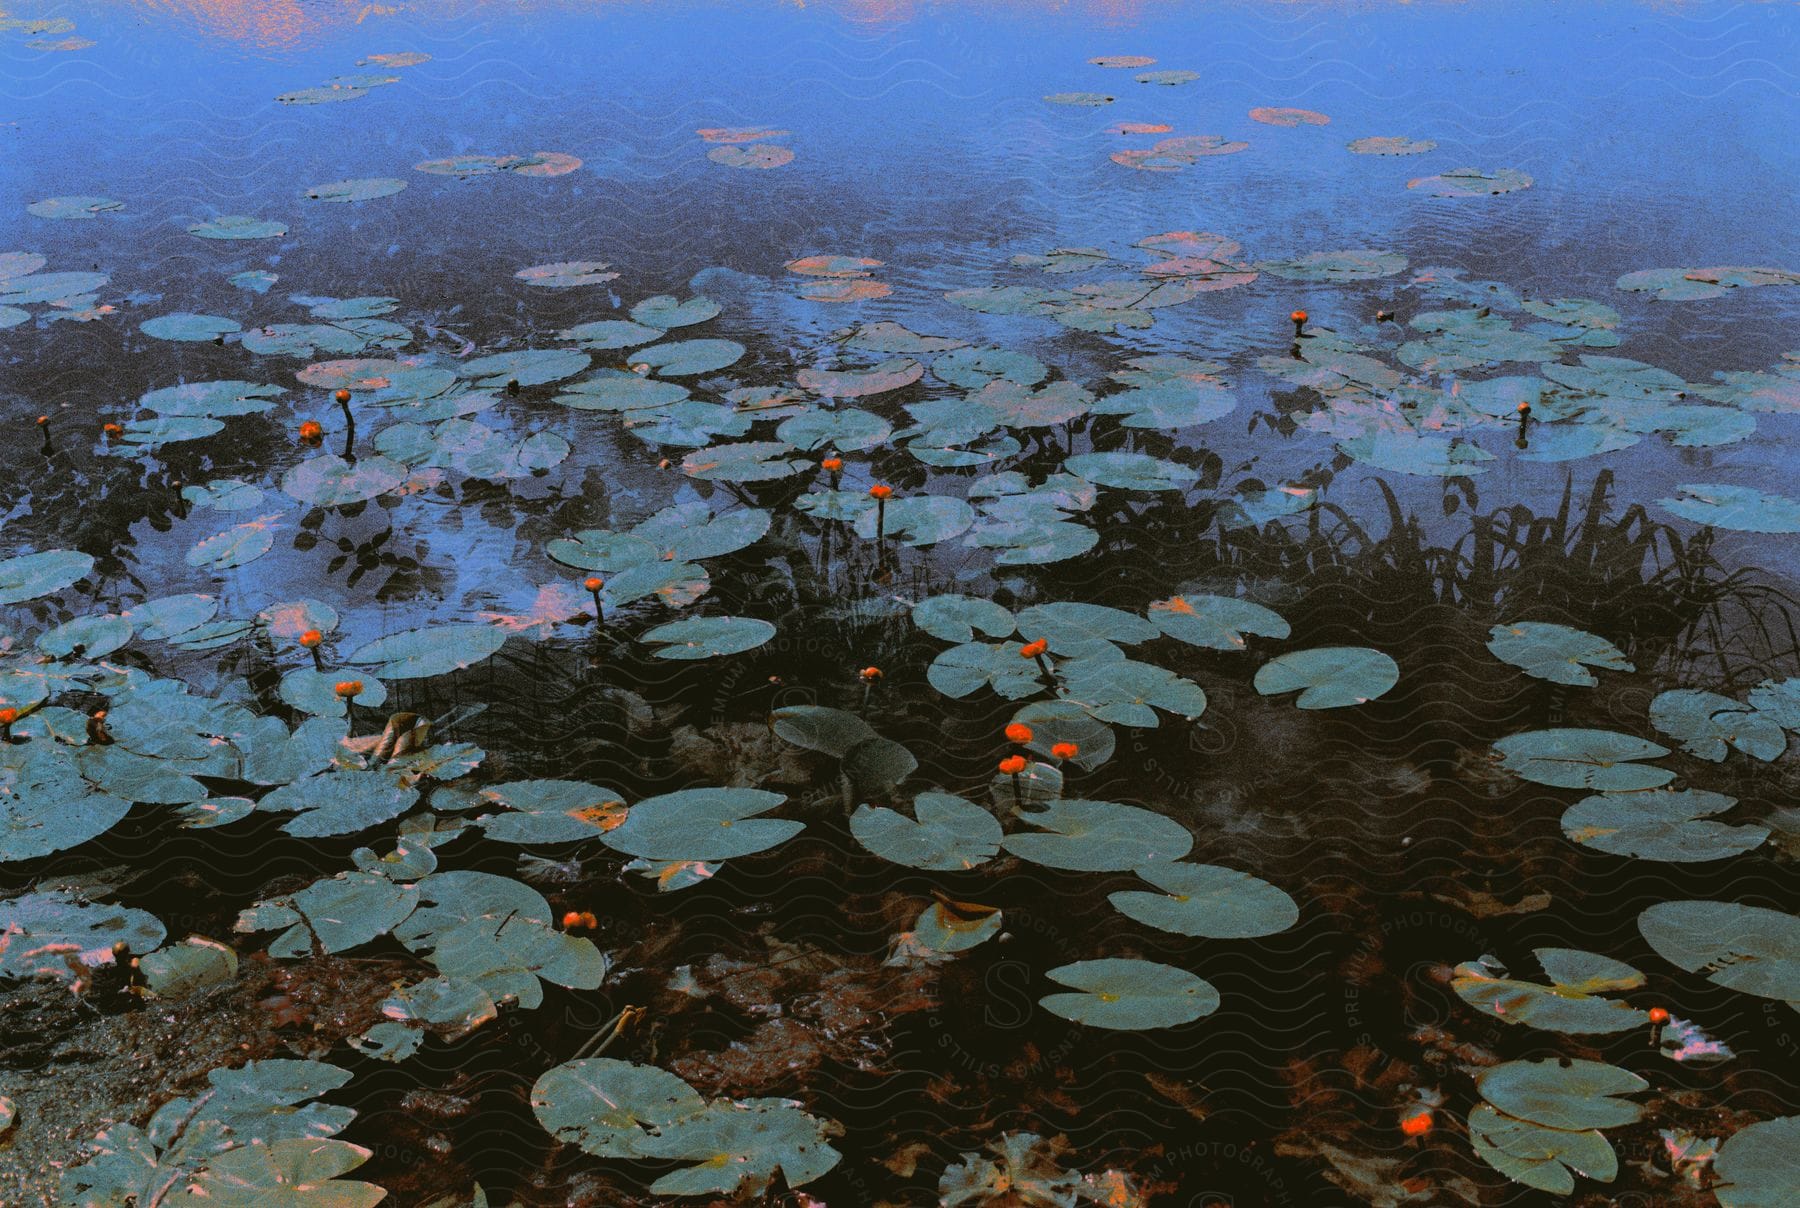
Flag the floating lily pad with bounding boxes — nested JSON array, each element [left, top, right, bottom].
[[28, 195, 123, 219], [1617, 265, 1800, 301], [1649, 689, 1786, 761], [1149, 594, 1289, 650], [1659, 483, 1800, 533], [1250, 106, 1329, 125], [599, 788, 799, 862], [681, 440, 809, 482], [1254, 647, 1398, 708], [282, 454, 406, 506], [462, 348, 590, 388], [854, 495, 975, 546], [708, 143, 794, 168], [516, 260, 618, 288], [640, 616, 776, 660], [1478, 1059, 1645, 1131], [0, 891, 164, 981], [1494, 728, 1673, 790], [1486, 622, 1633, 686], [475, 780, 626, 844], [912, 594, 1016, 643], [0, 270, 109, 304], [1347, 135, 1436, 155], [278, 84, 369, 105], [303, 177, 406, 203], [851, 793, 1002, 870], [796, 358, 922, 399], [1002, 799, 1191, 871], [1714, 1115, 1800, 1208], [0, 548, 93, 604], [188, 215, 287, 240], [186, 515, 278, 571], [1468, 1103, 1618, 1195], [1109, 863, 1297, 937], [1638, 900, 1800, 1004], [1452, 950, 1647, 1033], [1408, 167, 1533, 196], [1135, 69, 1198, 85], [258, 771, 418, 838], [1562, 789, 1768, 862], [1064, 451, 1196, 492], [1039, 958, 1219, 1030], [1044, 92, 1115, 106], [138, 312, 241, 342], [349, 623, 508, 679], [559, 319, 663, 349], [633, 338, 745, 376]]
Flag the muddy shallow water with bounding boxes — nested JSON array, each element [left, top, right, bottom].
[[3, 2, 1800, 1205]]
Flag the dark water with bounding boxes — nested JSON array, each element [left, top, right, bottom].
[[3, 2, 1800, 1205]]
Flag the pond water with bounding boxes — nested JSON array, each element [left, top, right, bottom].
[[3, 1, 1800, 1205]]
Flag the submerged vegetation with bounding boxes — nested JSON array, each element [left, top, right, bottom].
[[4, 4, 1800, 1206]]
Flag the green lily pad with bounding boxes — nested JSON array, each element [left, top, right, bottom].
[[1347, 135, 1435, 155], [850, 793, 1002, 870], [681, 440, 810, 482], [1452, 950, 1647, 1033], [797, 358, 922, 399], [0, 548, 93, 604], [180, 1137, 385, 1207], [1714, 1115, 1800, 1208], [630, 295, 721, 328], [0, 747, 136, 862], [1617, 265, 1800, 301], [1562, 789, 1768, 862], [776, 407, 890, 452], [0, 270, 109, 304], [934, 347, 1048, 389], [1064, 451, 1196, 492], [1043, 92, 1115, 106], [1002, 799, 1191, 871], [240, 870, 420, 958], [515, 260, 617, 288], [1486, 622, 1633, 686], [854, 495, 975, 546], [186, 516, 279, 571], [1108, 863, 1298, 937], [1039, 958, 1219, 1030], [278, 667, 387, 717], [1638, 901, 1800, 1004], [1649, 689, 1786, 761], [1255, 646, 1398, 708], [303, 177, 406, 203], [143, 380, 283, 417], [348, 623, 508, 679], [37, 613, 133, 659], [1493, 728, 1673, 790], [1135, 69, 1198, 85], [1149, 594, 1289, 650], [912, 594, 1016, 643], [600, 788, 800, 861], [1468, 1103, 1618, 1195], [0, 891, 165, 981], [1060, 657, 1207, 726], [282, 454, 406, 506], [708, 143, 794, 168], [462, 348, 590, 388], [640, 615, 776, 660], [188, 215, 287, 240], [1658, 483, 1800, 533], [258, 771, 419, 838], [139, 312, 242, 342], [28, 195, 122, 219], [559, 319, 664, 349], [1477, 1059, 1645, 1131]]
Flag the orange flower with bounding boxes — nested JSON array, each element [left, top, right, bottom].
[[35, 415, 48, 426], [998, 755, 1027, 776], [1004, 722, 1034, 744], [579, 911, 599, 928], [102, 422, 123, 437], [334, 388, 351, 404], [1399, 1110, 1432, 1137], [868, 484, 893, 500], [561, 911, 582, 928], [1647, 1006, 1669, 1024], [1516, 401, 1531, 414], [1051, 741, 1079, 760], [333, 680, 364, 698], [859, 666, 882, 681], [0, 708, 18, 725], [1289, 310, 1308, 324], [1019, 639, 1048, 659], [584, 577, 604, 592], [298, 629, 323, 648], [298, 420, 323, 441], [821, 457, 843, 472]]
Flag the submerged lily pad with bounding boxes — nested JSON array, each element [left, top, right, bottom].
[[1254, 647, 1398, 708], [282, 454, 406, 506], [1257, 249, 1408, 281], [1039, 958, 1219, 1030], [28, 195, 123, 219]]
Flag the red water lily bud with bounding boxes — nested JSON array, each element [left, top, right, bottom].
[[868, 484, 893, 500], [1019, 639, 1048, 659], [821, 457, 843, 472], [333, 680, 364, 699], [858, 666, 882, 682], [298, 420, 323, 442], [1051, 741, 1079, 760], [562, 911, 582, 929], [298, 629, 323, 648], [0, 708, 18, 725], [102, 422, 123, 437], [1400, 1109, 1432, 1137], [998, 755, 1027, 776], [334, 388, 351, 404], [1648, 1006, 1669, 1024], [1004, 722, 1034, 744], [584, 577, 603, 592], [1290, 310, 1308, 324]]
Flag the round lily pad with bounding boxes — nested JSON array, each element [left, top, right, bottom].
[[1108, 863, 1298, 937], [303, 178, 406, 203], [1039, 958, 1219, 1030], [139, 312, 241, 342], [188, 215, 287, 240], [1561, 790, 1768, 862], [1001, 799, 1192, 871], [1254, 646, 1398, 708], [28, 195, 123, 219], [1485, 622, 1633, 686], [1493, 728, 1673, 791], [349, 623, 509, 679], [640, 616, 776, 660], [600, 788, 801, 861], [851, 793, 1002, 870]]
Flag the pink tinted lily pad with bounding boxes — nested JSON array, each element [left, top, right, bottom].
[[1106, 121, 1173, 135], [1089, 55, 1155, 68], [697, 126, 791, 144], [800, 279, 891, 303], [708, 144, 794, 169], [1348, 135, 1436, 155], [787, 255, 883, 278], [1250, 106, 1330, 126]]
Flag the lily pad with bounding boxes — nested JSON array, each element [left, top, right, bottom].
[[1562, 789, 1768, 862], [188, 215, 287, 240], [28, 195, 123, 219], [640, 616, 776, 660], [303, 177, 406, 203], [1065, 451, 1196, 492], [850, 793, 1002, 870], [707, 144, 794, 168], [1468, 1103, 1618, 1195], [1254, 647, 1398, 708], [600, 788, 801, 861], [1250, 106, 1329, 125], [0, 891, 165, 981], [1039, 958, 1219, 1030], [1714, 1115, 1800, 1208], [1638, 900, 1800, 1004], [349, 623, 509, 679], [1108, 863, 1298, 937], [1477, 1059, 1645, 1131], [516, 261, 618, 288], [282, 454, 406, 506], [0, 548, 93, 604], [1348, 135, 1436, 155], [1149, 594, 1289, 650], [1494, 728, 1673, 790], [1408, 167, 1533, 196], [1452, 950, 1647, 1033], [1649, 689, 1786, 761], [1002, 799, 1192, 871], [631, 295, 722, 328], [1486, 622, 1633, 686], [1658, 483, 1800, 533]]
